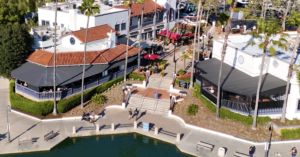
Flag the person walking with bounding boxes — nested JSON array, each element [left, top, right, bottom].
[[154, 65, 158, 74], [169, 93, 172, 101], [249, 146, 253, 157], [128, 108, 133, 120], [291, 147, 297, 157], [90, 111, 95, 124], [134, 108, 139, 121]]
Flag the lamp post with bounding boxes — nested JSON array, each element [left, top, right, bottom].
[[6, 105, 11, 142], [177, 0, 180, 34], [174, 42, 178, 73]]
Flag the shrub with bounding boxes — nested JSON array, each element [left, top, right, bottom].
[[160, 60, 167, 65], [281, 128, 300, 139], [187, 104, 198, 116], [91, 94, 107, 104], [128, 73, 145, 81], [192, 86, 271, 125], [9, 79, 53, 116], [177, 69, 185, 76]]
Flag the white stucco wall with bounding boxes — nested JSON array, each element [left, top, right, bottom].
[[38, 8, 69, 29], [94, 10, 128, 35]]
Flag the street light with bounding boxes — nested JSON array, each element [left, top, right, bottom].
[[6, 105, 11, 142]]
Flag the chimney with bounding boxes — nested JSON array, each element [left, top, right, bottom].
[[107, 30, 116, 48]]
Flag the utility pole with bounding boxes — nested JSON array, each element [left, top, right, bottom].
[[6, 105, 11, 142], [177, 0, 180, 34]]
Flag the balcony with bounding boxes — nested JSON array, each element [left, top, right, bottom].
[[130, 19, 164, 32]]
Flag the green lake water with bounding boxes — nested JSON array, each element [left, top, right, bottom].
[[3, 134, 192, 157]]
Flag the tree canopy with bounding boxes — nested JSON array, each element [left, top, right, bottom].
[[0, 0, 29, 25], [0, 24, 33, 78]]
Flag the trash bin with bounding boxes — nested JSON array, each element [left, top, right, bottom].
[[218, 147, 225, 157]]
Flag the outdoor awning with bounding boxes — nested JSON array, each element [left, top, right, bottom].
[[143, 54, 159, 60], [195, 58, 287, 96], [12, 56, 137, 87]]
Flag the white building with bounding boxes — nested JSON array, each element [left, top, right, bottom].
[[38, 1, 128, 35], [196, 32, 300, 120]]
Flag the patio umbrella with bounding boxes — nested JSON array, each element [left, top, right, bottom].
[[183, 33, 194, 38], [170, 33, 181, 40], [143, 54, 160, 60]]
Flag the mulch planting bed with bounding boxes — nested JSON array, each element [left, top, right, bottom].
[[172, 85, 283, 142], [272, 118, 300, 127]]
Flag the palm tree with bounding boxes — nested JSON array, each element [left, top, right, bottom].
[[215, 0, 237, 119], [52, 0, 58, 115], [182, 54, 190, 69], [123, 0, 133, 82], [282, 0, 291, 31], [78, 0, 100, 109], [281, 11, 300, 123], [137, 0, 145, 72], [246, 19, 289, 129], [189, 0, 202, 89]]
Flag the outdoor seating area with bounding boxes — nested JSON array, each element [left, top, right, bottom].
[[195, 58, 287, 115]]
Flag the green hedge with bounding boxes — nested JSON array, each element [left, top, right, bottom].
[[281, 128, 300, 139], [128, 73, 145, 81], [193, 82, 271, 125], [10, 73, 141, 115], [9, 79, 53, 115]]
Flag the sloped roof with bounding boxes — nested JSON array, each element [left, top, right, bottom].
[[27, 44, 139, 66], [111, 0, 166, 17], [60, 24, 120, 43]]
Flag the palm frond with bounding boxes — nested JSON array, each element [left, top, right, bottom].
[[269, 46, 277, 56], [246, 41, 256, 47], [258, 42, 265, 50]]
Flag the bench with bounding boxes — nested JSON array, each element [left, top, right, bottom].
[[18, 138, 33, 145], [81, 112, 90, 122], [234, 151, 249, 157], [196, 141, 214, 151], [44, 130, 54, 141]]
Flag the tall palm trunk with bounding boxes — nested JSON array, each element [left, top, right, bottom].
[[164, 0, 170, 53], [205, 6, 210, 27], [52, 0, 58, 115], [262, 0, 268, 22], [81, 16, 90, 108], [137, 2, 144, 72], [197, 7, 203, 61], [252, 47, 267, 129], [216, 0, 237, 119], [153, 0, 157, 40], [282, 0, 291, 31], [189, 0, 202, 89], [260, 0, 264, 19], [281, 28, 300, 123], [124, 4, 132, 82]]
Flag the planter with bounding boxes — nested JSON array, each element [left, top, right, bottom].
[[161, 74, 164, 77], [208, 41, 212, 45], [151, 71, 154, 75], [181, 56, 183, 61]]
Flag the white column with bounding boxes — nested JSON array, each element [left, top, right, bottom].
[[176, 133, 180, 141], [72, 126, 76, 134], [111, 123, 115, 131], [134, 121, 137, 129], [154, 127, 158, 135]]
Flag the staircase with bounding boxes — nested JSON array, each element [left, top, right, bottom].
[[127, 96, 170, 115], [147, 76, 172, 91]]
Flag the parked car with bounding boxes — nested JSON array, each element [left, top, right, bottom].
[[218, 7, 224, 12], [187, 3, 195, 12], [185, 13, 197, 18]]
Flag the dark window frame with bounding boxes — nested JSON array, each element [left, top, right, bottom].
[[115, 24, 120, 31], [121, 23, 126, 30]]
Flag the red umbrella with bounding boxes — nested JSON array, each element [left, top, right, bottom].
[[159, 30, 168, 36], [143, 54, 160, 60], [183, 33, 194, 37], [170, 33, 181, 40]]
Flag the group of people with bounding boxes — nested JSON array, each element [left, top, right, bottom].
[[128, 108, 139, 120], [248, 146, 297, 157], [18, 80, 28, 87], [42, 86, 68, 93]]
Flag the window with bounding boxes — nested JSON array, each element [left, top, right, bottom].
[[298, 100, 300, 110], [102, 70, 108, 77], [121, 23, 126, 30], [61, 24, 64, 28], [80, 27, 84, 30], [53, 22, 57, 26], [42, 20, 49, 26], [115, 24, 120, 31]]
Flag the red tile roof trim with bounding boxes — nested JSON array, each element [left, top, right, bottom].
[[111, 0, 166, 17], [60, 24, 120, 43], [27, 44, 140, 67]]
